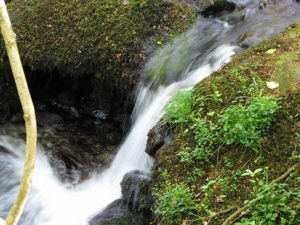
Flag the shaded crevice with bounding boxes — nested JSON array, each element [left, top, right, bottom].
[[0, 64, 135, 181]]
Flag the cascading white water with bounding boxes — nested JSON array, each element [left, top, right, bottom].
[[0, 1, 299, 224], [0, 32, 237, 225]]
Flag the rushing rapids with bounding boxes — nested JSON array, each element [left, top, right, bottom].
[[0, 1, 299, 224]]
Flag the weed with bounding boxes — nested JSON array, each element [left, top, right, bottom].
[[165, 90, 195, 128], [235, 183, 299, 225], [218, 96, 280, 151], [187, 168, 203, 184], [153, 182, 197, 224]]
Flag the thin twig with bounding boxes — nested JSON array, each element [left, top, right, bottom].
[[221, 162, 300, 225], [186, 207, 236, 224]]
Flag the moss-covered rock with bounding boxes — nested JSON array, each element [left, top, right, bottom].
[[151, 23, 300, 224], [0, 0, 196, 121], [169, 0, 236, 16], [1, 0, 195, 84]]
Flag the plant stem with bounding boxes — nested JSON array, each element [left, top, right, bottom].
[[222, 162, 300, 225]]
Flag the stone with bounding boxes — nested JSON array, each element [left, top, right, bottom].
[[146, 120, 174, 156], [121, 170, 153, 213], [89, 199, 135, 225], [89, 170, 154, 225]]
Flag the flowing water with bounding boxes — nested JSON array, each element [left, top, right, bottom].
[[0, 1, 299, 224]]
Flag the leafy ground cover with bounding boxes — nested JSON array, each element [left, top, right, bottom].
[[152, 23, 300, 225]]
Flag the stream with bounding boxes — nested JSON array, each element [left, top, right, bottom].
[[0, 1, 299, 224]]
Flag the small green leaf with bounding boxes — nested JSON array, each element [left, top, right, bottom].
[[253, 168, 263, 174]]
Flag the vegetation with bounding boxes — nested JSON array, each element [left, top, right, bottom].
[[165, 90, 196, 128], [152, 24, 300, 224], [0, 0, 196, 86]]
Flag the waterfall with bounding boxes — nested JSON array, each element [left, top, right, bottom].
[[0, 1, 299, 224]]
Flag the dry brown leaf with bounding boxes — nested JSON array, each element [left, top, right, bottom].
[[216, 196, 224, 202], [116, 54, 122, 62]]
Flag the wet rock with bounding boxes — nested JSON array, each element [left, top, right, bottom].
[[146, 120, 174, 156], [164, 0, 236, 16], [9, 112, 23, 124], [90, 170, 154, 225], [51, 102, 81, 118], [36, 112, 64, 128], [92, 110, 108, 120], [0, 145, 12, 155], [89, 199, 136, 225], [121, 170, 153, 215], [104, 131, 122, 146], [57, 91, 77, 105], [201, 0, 236, 17]]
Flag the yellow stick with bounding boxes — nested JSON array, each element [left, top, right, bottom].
[[0, 1, 37, 225]]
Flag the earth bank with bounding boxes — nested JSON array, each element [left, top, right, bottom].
[[150, 23, 300, 224]]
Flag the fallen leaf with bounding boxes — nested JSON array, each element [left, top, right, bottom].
[[266, 81, 279, 89], [182, 219, 187, 225], [266, 48, 276, 54], [116, 54, 122, 62], [216, 196, 224, 202]]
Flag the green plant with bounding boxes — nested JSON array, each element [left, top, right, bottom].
[[223, 156, 233, 169], [154, 183, 197, 224], [218, 96, 280, 150], [165, 90, 195, 127], [242, 168, 263, 179], [178, 119, 219, 165], [187, 168, 203, 184], [235, 183, 298, 225], [178, 147, 194, 165]]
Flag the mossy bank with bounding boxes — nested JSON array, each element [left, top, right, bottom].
[[0, 0, 196, 119], [151, 23, 300, 224]]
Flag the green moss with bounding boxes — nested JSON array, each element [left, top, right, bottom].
[[274, 51, 300, 93], [1, 0, 196, 89], [152, 24, 300, 224]]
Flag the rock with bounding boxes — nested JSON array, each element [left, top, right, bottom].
[[57, 91, 77, 105], [146, 120, 174, 156], [0, 145, 12, 155], [89, 199, 136, 225], [9, 112, 23, 124], [164, 0, 236, 15], [36, 112, 64, 128], [104, 131, 122, 146], [200, 0, 236, 17], [50, 102, 81, 118], [92, 110, 108, 120], [90, 170, 154, 225], [121, 170, 153, 215]]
